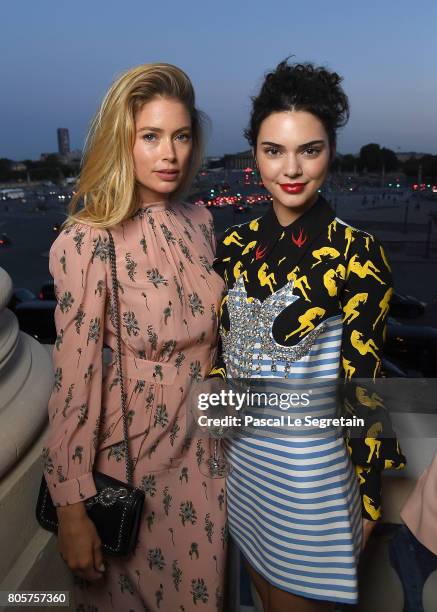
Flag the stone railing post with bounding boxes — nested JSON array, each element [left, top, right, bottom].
[[0, 267, 75, 609]]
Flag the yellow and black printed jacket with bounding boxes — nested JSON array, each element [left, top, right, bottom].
[[210, 195, 406, 521]]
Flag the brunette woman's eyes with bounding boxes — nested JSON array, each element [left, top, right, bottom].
[[303, 147, 321, 157], [262, 146, 322, 157], [264, 147, 281, 156]]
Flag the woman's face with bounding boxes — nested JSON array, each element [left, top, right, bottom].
[[133, 97, 193, 204], [255, 110, 332, 225]]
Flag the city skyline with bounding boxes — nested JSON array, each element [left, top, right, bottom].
[[1, 0, 437, 160], [3, 127, 432, 165]]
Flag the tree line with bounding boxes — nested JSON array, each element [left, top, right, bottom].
[[332, 144, 437, 178], [0, 155, 80, 183], [1, 144, 436, 183]]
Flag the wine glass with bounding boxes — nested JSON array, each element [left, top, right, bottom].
[[198, 421, 232, 478], [188, 377, 240, 478]]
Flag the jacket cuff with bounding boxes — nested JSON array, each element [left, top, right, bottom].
[[206, 366, 226, 380], [46, 472, 97, 507], [346, 436, 406, 471], [355, 465, 382, 521], [206, 355, 227, 380]]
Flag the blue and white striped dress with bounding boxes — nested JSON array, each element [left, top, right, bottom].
[[222, 276, 363, 604]]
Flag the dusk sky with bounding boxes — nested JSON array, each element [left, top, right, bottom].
[[1, 0, 436, 160]]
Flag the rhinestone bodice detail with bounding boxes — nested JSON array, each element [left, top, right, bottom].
[[221, 275, 327, 378]]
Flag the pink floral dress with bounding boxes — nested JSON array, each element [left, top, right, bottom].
[[42, 201, 227, 611]]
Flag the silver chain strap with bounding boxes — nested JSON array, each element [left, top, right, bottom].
[[106, 230, 134, 486]]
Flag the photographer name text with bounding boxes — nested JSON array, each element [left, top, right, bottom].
[[197, 415, 364, 429]]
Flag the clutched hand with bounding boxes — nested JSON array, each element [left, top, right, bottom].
[[361, 518, 378, 551], [57, 503, 106, 582]]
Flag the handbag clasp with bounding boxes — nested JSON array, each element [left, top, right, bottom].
[[85, 486, 129, 508]]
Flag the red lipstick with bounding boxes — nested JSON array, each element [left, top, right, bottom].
[[279, 183, 306, 194]]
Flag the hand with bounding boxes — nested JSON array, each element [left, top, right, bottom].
[[361, 518, 377, 550], [57, 503, 106, 582]]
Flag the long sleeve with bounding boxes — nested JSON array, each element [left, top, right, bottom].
[[340, 232, 406, 521], [208, 336, 227, 380], [206, 226, 233, 380], [41, 223, 108, 506]]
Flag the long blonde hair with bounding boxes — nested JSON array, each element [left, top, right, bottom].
[[65, 63, 205, 229]]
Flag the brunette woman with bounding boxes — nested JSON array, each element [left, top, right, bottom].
[[210, 58, 406, 611]]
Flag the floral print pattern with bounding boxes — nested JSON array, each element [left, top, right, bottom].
[[42, 202, 227, 611]]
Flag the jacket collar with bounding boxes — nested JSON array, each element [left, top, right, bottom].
[[247, 194, 336, 266]]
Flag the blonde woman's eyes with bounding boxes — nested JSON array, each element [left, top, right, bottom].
[[176, 133, 191, 142], [142, 133, 191, 143], [142, 133, 157, 142]]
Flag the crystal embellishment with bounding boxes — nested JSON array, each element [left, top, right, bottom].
[[85, 486, 129, 508], [221, 275, 327, 378]]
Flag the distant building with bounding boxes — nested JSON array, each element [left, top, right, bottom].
[[396, 151, 427, 163], [204, 156, 224, 170], [40, 153, 56, 161], [10, 162, 26, 171], [66, 149, 82, 162], [223, 150, 254, 170], [57, 128, 70, 156]]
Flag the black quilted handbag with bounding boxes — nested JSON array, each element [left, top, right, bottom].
[[35, 229, 145, 556]]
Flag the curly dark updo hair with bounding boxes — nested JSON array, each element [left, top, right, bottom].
[[245, 58, 350, 154]]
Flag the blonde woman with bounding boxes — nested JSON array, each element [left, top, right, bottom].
[[42, 63, 227, 611]]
